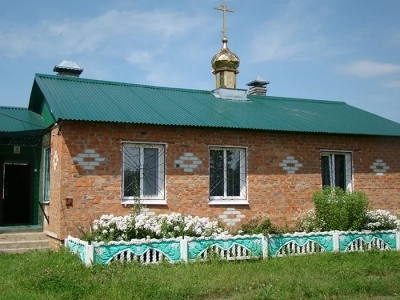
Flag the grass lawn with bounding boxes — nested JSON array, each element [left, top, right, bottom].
[[1, 249, 400, 299]]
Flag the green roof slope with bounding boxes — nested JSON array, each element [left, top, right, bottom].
[[30, 74, 400, 136], [0, 106, 46, 132]]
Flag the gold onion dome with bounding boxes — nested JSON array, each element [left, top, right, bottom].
[[211, 37, 240, 74]]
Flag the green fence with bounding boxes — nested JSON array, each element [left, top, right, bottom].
[[66, 230, 400, 266]]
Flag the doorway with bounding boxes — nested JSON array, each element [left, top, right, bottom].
[[1, 163, 32, 225]]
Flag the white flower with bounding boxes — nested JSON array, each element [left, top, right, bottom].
[[365, 209, 399, 230], [91, 211, 226, 241]]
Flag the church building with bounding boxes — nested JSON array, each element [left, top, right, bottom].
[[1, 3, 400, 247]]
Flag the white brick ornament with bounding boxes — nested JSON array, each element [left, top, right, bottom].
[[219, 208, 245, 226], [370, 159, 389, 176], [279, 156, 302, 174], [174, 152, 202, 173], [141, 207, 156, 216], [52, 150, 59, 171], [72, 149, 106, 170]]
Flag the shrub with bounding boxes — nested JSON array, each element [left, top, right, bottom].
[[312, 187, 369, 231], [237, 216, 279, 235], [364, 209, 400, 230]]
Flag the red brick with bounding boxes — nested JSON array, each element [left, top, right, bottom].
[[44, 121, 400, 242]]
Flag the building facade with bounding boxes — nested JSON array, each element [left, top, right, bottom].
[[41, 119, 400, 245]]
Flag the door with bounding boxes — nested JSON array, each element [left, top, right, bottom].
[[1, 163, 31, 225]]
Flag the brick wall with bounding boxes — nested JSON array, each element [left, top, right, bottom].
[[44, 121, 400, 241]]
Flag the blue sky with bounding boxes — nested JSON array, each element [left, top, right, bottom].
[[0, 0, 399, 122]]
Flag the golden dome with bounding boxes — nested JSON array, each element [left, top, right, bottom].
[[211, 37, 240, 74]]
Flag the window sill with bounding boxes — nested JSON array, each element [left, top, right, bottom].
[[122, 199, 167, 206], [209, 200, 249, 205]]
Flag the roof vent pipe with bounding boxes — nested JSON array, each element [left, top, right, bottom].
[[246, 76, 269, 96], [53, 61, 83, 77]]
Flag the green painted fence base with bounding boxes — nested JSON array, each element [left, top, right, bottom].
[[66, 230, 400, 266]]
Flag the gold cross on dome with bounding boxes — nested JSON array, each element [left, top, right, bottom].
[[214, 2, 234, 38]]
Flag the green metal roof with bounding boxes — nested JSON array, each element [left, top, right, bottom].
[[0, 106, 46, 132], [29, 73, 400, 137]]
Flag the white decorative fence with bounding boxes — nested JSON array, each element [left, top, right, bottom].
[[65, 230, 400, 266]]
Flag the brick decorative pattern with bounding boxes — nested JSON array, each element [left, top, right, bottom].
[[279, 156, 302, 174], [370, 159, 390, 176], [52, 150, 59, 171], [174, 152, 202, 172], [72, 149, 106, 170], [43, 121, 400, 245], [218, 208, 246, 227], [141, 207, 156, 216]]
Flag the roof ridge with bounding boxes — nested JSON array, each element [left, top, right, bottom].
[[249, 94, 346, 105], [35, 73, 210, 95], [35, 73, 348, 104]]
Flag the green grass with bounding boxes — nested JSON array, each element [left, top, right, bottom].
[[1, 249, 400, 299]]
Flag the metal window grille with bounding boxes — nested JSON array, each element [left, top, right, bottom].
[[321, 152, 352, 190], [122, 144, 165, 200], [209, 148, 246, 199]]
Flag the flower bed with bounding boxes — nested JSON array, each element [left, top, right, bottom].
[[88, 213, 228, 242], [67, 209, 400, 266]]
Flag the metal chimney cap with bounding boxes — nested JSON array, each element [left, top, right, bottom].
[[246, 76, 269, 87], [53, 60, 83, 76]]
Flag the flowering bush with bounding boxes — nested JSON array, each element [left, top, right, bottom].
[[87, 212, 227, 242], [294, 209, 322, 232], [295, 208, 400, 232], [82, 207, 400, 243], [364, 209, 400, 231]]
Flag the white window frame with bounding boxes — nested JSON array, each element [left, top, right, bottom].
[[122, 142, 166, 205], [320, 151, 353, 191], [209, 146, 248, 205], [42, 147, 51, 203]]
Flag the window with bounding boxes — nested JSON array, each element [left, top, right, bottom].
[[321, 152, 352, 191], [209, 147, 247, 201], [42, 147, 51, 202], [122, 143, 165, 202]]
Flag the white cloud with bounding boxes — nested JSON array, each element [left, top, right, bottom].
[[125, 49, 170, 85], [0, 9, 210, 58], [247, 1, 332, 62], [126, 51, 156, 65], [339, 60, 400, 78], [0, 8, 214, 88], [382, 80, 400, 88]]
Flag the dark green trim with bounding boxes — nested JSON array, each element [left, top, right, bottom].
[[40, 102, 55, 127]]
